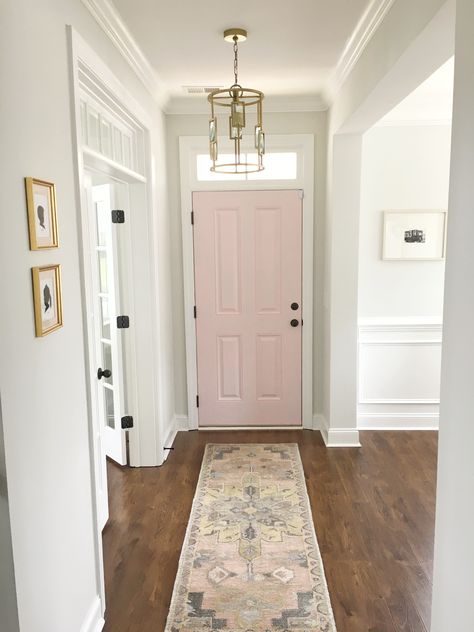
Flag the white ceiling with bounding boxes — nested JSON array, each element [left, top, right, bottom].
[[378, 57, 454, 125], [111, 0, 372, 98]]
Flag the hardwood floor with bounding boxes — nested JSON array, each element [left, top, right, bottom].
[[102, 430, 437, 632]]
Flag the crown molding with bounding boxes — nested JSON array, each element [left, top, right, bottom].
[[165, 93, 328, 116], [326, 0, 396, 101], [82, 0, 393, 113], [81, 0, 169, 108], [375, 117, 452, 127]]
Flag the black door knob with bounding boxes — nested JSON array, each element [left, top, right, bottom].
[[97, 367, 112, 380], [291, 302, 299, 310], [290, 319, 299, 327]]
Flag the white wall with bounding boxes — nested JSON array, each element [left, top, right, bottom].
[[0, 0, 172, 630], [359, 124, 451, 320], [323, 0, 455, 443], [356, 124, 451, 430], [166, 111, 328, 420], [432, 0, 474, 626]]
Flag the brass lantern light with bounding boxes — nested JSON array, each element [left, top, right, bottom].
[[208, 28, 265, 174]]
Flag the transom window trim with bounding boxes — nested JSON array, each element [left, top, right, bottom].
[[78, 63, 146, 177]]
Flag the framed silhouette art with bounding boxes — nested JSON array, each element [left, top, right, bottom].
[[31, 265, 63, 337], [25, 177, 59, 250]]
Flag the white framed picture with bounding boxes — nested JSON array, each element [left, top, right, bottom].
[[382, 210, 447, 261]]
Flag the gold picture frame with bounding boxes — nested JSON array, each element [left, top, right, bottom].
[[32, 265, 63, 337], [25, 177, 59, 250]]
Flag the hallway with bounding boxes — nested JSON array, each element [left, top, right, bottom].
[[103, 430, 437, 632]]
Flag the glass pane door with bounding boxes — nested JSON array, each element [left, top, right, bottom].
[[91, 181, 127, 465]]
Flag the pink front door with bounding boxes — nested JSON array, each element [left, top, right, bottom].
[[193, 190, 302, 427]]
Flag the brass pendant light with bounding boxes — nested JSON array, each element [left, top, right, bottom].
[[208, 28, 265, 174]]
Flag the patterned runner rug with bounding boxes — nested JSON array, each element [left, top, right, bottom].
[[165, 444, 336, 631]]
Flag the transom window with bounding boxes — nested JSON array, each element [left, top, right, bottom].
[[196, 151, 298, 182]]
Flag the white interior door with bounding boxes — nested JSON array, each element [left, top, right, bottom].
[[88, 176, 128, 471]]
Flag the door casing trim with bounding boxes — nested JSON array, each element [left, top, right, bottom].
[[179, 134, 315, 430]]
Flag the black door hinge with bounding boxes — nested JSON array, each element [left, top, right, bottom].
[[191, 211, 194, 225], [111, 209, 125, 224], [193, 305, 197, 318], [117, 315, 130, 329], [121, 415, 133, 429], [196, 395, 199, 408]]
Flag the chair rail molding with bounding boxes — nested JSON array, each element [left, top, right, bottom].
[[81, 0, 168, 107], [358, 318, 443, 430]]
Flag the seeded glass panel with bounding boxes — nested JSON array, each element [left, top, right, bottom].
[[100, 297, 111, 339], [104, 386, 115, 429], [98, 250, 108, 293], [101, 342, 113, 384]]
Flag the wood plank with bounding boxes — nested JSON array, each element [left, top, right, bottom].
[[103, 430, 437, 632]]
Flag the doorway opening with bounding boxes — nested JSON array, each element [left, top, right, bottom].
[[357, 57, 454, 432], [69, 28, 168, 622], [179, 134, 315, 430]]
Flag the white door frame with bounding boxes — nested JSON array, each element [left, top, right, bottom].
[[179, 134, 315, 430], [68, 27, 165, 616]]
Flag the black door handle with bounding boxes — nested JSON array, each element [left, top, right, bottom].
[[290, 319, 299, 327], [97, 367, 112, 380], [291, 302, 299, 310]]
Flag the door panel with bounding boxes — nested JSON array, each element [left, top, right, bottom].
[[256, 334, 282, 400], [193, 190, 302, 426], [255, 208, 281, 314], [217, 335, 242, 400], [214, 209, 241, 313]]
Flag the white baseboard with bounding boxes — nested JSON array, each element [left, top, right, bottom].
[[162, 415, 190, 462], [174, 414, 189, 431], [312, 414, 325, 431], [315, 414, 361, 447], [323, 428, 362, 447], [80, 596, 104, 632], [199, 425, 304, 430], [162, 426, 177, 462], [358, 413, 439, 430]]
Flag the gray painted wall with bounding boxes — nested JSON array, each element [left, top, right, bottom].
[[0, 395, 19, 632], [0, 0, 171, 628]]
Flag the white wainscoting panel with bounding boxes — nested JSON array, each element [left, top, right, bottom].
[[358, 319, 442, 429]]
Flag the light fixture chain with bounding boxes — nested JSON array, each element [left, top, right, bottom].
[[233, 36, 239, 85]]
